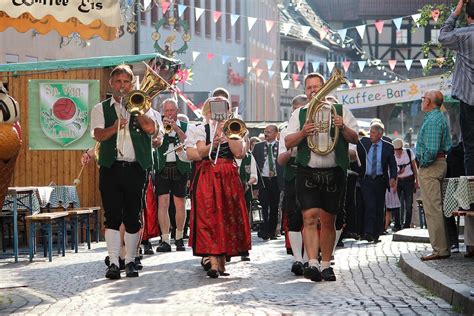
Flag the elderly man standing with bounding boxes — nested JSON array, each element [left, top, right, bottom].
[[417, 90, 452, 261]]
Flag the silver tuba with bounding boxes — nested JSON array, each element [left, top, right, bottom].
[[306, 69, 347, 155]]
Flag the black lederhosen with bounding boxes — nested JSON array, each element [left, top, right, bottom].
[[155, 162, 188, 198]]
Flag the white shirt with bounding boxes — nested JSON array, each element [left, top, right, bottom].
[[278, 127, 296, 157], [396, 148, 415, 178], [286, 104, 359, 168], [90, 97, 158, 162]]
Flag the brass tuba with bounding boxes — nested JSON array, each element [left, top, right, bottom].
[[125, 63, 171, 116], [306, 69, 347, 155], [223, 118, 247, 140]]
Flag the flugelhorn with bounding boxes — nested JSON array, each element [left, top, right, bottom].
[[306, 69, 347, 155]]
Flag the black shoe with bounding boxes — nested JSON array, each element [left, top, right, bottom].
[[119, 257, 126, 270], [143, 242, 154, 255], [207, 269, 219, 278], [125, 262, 139, 277], [156, 241, 171, 252], [226, 256, 231, 262], [291, 261, 304, 276], [104, 255, 110, 267], [175, 239, 185, 251], [134, 256, 143, 270], [105, 263, 121, 280], [303, 266, 322, 282], [336, 240, 344, 247], [321, 267, 336, 281], [241, 255, 250, 261], [362, 234, 374, 242]]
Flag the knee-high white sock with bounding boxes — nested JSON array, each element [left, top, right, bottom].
[[124, 232, 141, 264], [332, 229, 342, 257], [162, 233, 170, 245], [289, 231, 303, 262], [105, 229, 121, 267]]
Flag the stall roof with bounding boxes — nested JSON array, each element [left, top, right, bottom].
[[0, 53, 181, 73]]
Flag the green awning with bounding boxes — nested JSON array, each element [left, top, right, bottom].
[[0, 53, 181, 73]]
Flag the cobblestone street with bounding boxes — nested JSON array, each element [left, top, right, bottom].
[[0, 234, 458, 315]]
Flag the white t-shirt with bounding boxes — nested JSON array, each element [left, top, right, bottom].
[[396, 148, 415, 178]]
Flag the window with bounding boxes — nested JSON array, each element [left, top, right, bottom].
[[235, 0, 241, 42], [396, 29, 408, 44], [431, 29, 440, 44], [225, 0, 232, 41], [25, 56, 38, 62], [205, 0, 211, 38], [195, 0, 201, 35], [5, 54, 19, 64], [216, 0, 222, 40]]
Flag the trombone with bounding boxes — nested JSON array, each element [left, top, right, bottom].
[[209, 116, 248, 164]]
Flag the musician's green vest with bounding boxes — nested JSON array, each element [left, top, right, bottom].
[[155, 122, 191, 175], [239, 152, 252, 184], [283, 157, 297, 181], [295, 104, 349, 172], [98, 98, 153, 170]]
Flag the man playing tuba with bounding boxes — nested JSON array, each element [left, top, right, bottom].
[[285, 72, 359, 282]]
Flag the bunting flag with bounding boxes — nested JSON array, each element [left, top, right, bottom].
[[432, 9, 440, 22], [256, 68, 263, 77], [221, 55, 229, 64], [367, 79, 374, 84], [282, 23, 292, 36], [404, 59, 413, 71], [251, 58, 260, 68], [419, 58, 429, 69], [230, 14, 239, 26], [342, 61, 351, 73], [280, 72, 287, 81], [266, 60, 274, 70], [291, 73, 299, 82], [357, 60, 366, 72], [195, 7, 205, 21], [247, 66, 252, 74], [374, 20, 385, 34], [411, 13, 421, 27], [354, 79, 361, 87], [356, 25, 366, 39], [300, 26, 311, 38], [392, 17, 403, 30], [207, 53, 215, 61], [338, 28, 347, 42], [281, 60, 290, 72], [294, 80, 301, 89], [143, 0, 152, 10], [192, 51, 200, 62], [178, 4, 186, 17], [268, 70, 275, 79], [213, 11, 222, 23], [282, 80, 290, 89], [265, 20, 275, 33], [296, 61, 305, 73], [327, 62, 335, 73], [388, 60, 397, 70], [161, 0, 170, 14], [312, 61, 320, 71], [236, 57, 245, 63], [319, 26, 329, 40], [247, 17, 257, 31]]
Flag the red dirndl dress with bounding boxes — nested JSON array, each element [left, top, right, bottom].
[[189, 143, 251, 257]]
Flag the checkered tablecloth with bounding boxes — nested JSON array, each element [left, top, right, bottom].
[[48, 185, 80, 208], [442, 176, 474, 217]]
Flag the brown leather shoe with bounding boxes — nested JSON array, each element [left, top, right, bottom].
[[421, 253, 450, 261]]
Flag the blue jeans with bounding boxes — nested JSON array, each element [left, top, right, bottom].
[[460, 101, 474, 176]]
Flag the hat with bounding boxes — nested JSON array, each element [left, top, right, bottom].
[[393, 138, 404, 149]]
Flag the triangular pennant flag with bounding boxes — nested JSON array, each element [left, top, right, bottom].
[[354, 79, 361, 87], [388, 60, 397, 71], [236, 57, 245, 63], [356, 25, 366, 39], [161, 0, 170, 14], [327, 62, 335, 73], [281, 60, 290, 72], [280, 72, 287, 81], [432, 9, 440, 22], [294, 80, 301, 89], [192, 51, 200, 62], [312, 62, 320, 71], [256, 68, 263, 78], [319, 26, 329, 40], [342, 61, 351, 73], [230, 14, 239, 26], [178, 4, 186, 17], [266, 60, 274, 70], [392, 17, 403, 30], [282, 80, 290, 90], [411, 13, 421, 27], [374, 20, 385, 34], [265, 20, 275, 33], [282, 23, 292, 36], [221, 55, 229, 64], [144, 0, 152, 10], [268, 70, 275, 79], [207, 53, 215, 61], [213, 11, 222, 23], [195, 8, 205, 21], [247, 66, 252, 74], [300, 26, 311, 38], [366, 79, 374, 84], [419, 58, 429, 69], [380, 80, 386, 84], [357, 60, 366, 72], [291, 73, 299, 82], [251, 58, 260, 68], [338, 29, 347, 42], [247, 17, 257, 31], [296, 61, 305, 73]]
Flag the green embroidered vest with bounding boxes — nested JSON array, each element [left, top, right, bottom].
[[239, 152, 252, 185], [283, 157, 297, 181], [295, 104, 349, 172], [156, 121, 191, 175], [98, 98, 153, 170]]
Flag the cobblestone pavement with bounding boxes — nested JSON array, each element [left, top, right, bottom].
[[0, 234, 459, 315]]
